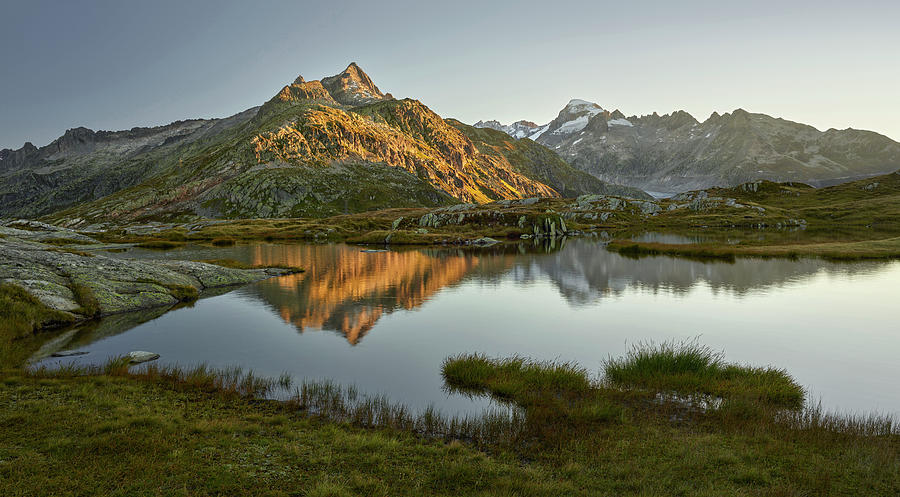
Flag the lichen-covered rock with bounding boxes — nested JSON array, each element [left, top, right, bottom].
[[0, 220, 98, 243], [0, 236, 287, 317]]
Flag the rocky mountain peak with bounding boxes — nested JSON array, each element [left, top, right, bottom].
[[474, 120, 503, 130], [665, 110, 699, 128], [293, 75, 306, 85], [546, 99, 606, 136], [51, 127, 98, 152], [564, 99, 604, 114], [321, 62, 389, 106], [473, 119, 541, 139], [0, 141, 39, 172]]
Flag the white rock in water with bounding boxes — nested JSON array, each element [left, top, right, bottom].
[[471, 237, 500, 246], [128, 351, 160, 364]]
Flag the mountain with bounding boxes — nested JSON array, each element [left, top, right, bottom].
[[476, 101, 900, 193], [472, 119, 541, 139], [0, 64, 647, 222]]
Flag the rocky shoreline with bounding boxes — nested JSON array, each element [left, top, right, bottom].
[[0, 222, 292, 325]]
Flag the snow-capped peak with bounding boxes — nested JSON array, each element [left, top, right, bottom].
[[474, 99, 608, 141], [564, 99, 605, 115], [550, 99, 605, 135], [473, 119, 541, 139]]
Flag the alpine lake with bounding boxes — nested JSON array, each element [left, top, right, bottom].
[[31, 235, 900, 418]]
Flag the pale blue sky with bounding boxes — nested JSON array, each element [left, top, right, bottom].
[[2, 0, 899, 149]]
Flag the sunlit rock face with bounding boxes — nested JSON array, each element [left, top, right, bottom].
[[320, 62, 391, 106], [248, 100, 559, 204]]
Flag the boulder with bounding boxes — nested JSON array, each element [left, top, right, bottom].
[[127, 351, 160, 364]]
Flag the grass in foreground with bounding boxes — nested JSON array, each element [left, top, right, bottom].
[[3, 348, 897, 496], [0, 283, 77, 369], [0, 373, 558, 497]]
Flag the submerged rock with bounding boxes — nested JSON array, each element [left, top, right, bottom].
[[51, 350, 89, 357]]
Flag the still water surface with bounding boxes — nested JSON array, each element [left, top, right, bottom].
[[34, 239, 900, 417]]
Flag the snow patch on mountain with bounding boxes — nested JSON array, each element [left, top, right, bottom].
[[528, 124, 549, 141], [473, 120, 540, 139], [609, 118, 633, 127], [553, 115, 591, 134]]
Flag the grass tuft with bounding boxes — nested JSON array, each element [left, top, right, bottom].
[[210, 237, 236, 246], [603, 338, 804, 409], [442, 354, 594, 401], [41, 237, 93, 246], [442, 354, 623, 432], [71, 283, 101, 318], [163, 284, 199, 302], [135, 240, 183, 250]]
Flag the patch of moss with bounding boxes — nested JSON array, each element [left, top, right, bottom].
[[163, 284, 199, 302], [71, 283, 101, 318], [42, 238, 93, 246], [209, 238, 236, 246], [47, 247, 95, 258]]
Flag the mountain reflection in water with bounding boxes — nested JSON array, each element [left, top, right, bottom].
[[248, 245, 485, 344], [222, 239, 885, 343]]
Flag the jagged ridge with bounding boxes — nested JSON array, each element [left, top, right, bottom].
[[477, 101, 900, 192], [2, 64, 644, 222]]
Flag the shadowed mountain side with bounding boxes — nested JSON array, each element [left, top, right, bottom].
[[478, 102, 900, 193]]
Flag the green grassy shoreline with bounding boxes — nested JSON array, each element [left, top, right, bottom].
[[608, 236, 900, 261], [2, 335, 898, 495]]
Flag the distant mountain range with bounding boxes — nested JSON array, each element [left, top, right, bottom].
[[4, 65, 897, 223], [476, 100, 900, 192], [0, 64, 645, 222]]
